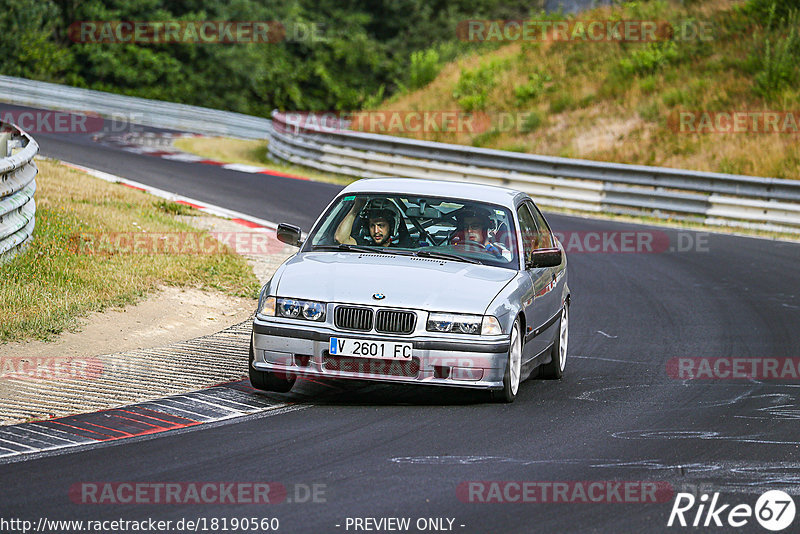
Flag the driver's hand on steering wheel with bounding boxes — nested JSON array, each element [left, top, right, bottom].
[[484, 242, 503, 257]]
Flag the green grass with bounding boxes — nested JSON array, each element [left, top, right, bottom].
[[360, 0, 800, 179], [0, 159, 260, 342]]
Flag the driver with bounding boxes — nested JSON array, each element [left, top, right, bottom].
[[334, 198, 396, 247], [452, 206, 511, 260]]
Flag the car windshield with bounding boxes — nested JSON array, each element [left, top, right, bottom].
[[306, 193, 519, 269]]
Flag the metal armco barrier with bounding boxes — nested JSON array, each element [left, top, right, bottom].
[[0, 75, 272, 139], [0, 122, 38, 263], [269, 111, 800, 234]]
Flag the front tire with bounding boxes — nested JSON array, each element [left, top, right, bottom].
[[541, 305, 568, 379], [491, 319, 522, 403], [249, 334, 296, 393]]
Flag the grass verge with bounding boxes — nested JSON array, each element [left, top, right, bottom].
[[172, 136, 355, 186], [0, 158, 260, 342]]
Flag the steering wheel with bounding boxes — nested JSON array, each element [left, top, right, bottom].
[[453, 238, 505, 258], [452, 238, 487, 250]]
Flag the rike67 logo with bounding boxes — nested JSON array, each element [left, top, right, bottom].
[[668, 490, 796, 531]]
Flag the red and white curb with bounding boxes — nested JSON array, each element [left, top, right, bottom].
[[59, 161, 280, 231], [0, 158, 307, 462], [0, 380, 304, 463], [97, 132, 310, 181]]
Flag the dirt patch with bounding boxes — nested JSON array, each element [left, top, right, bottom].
[[0, 214, 294, 362], [0, 286, 255, 360], [571, 117, 644, 155], [0, 210, 297, 425]]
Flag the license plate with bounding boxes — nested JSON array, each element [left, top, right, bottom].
[[329, 337, 412, 360]]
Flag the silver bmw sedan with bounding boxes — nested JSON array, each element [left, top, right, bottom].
[[250, 178, 569, 402]]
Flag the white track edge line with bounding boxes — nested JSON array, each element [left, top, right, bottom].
[[50, 158, 280, 230]]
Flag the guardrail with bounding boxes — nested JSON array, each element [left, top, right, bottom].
[[268, 111, 800, 234], [0, 75, 271, 139], [0, 122, 38, 263], [3, 76, 797, 234]]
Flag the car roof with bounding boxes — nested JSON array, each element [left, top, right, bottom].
[[339, 178, 526, 207]]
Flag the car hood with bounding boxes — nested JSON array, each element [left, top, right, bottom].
[[275, 252, 516, 314]]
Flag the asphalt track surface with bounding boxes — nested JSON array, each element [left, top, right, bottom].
[[2, 105, 800, 533]]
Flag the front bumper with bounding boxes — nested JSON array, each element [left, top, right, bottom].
[[251, 317, 510, 389]]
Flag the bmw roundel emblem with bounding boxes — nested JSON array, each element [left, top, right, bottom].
[[372, 293, 385, 300]]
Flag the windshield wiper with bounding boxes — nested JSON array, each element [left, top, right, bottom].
[[312, 243, 407, 256], [414, 250, 482, 264]]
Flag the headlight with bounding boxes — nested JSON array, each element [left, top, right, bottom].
[[301, 301, 325, 321], [427, 312, 486, 335], [261, 297, 326, 321], [279, 298, 302, 318]]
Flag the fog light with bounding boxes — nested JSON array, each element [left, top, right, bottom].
[[259, 296, 276, 316], [481, 316, 502, 335], [451, 367, 483, 381]]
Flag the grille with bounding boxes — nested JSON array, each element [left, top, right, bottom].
[[375, 310, 416, 334], [324, 354, 420, 378], [334, 306, 373, 331]]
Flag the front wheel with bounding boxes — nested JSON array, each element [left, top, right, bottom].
[[491, 319, 522, 403], [541, 305, 568, 379], [249, 334, 296, 393]]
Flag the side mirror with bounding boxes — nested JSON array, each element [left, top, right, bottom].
[[526, 247, 562, 269], [276, 223, 303, 247]]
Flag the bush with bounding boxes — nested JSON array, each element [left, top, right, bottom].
[[549, 93, 574, 114], [639, 76, 657, 94], [746, 0, 800, 22], [661, 88, 689, 107], [155, 200, 196, 216], [637, 100, 661, 123], [407, 49, 441, 91], [617, 42, 679, 77], [452, 59, 508, 112], [471, 128, 501, 147], [751, 7, 800, 98], [520, 111, 543, 133], [513, 69, 551, 105]]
